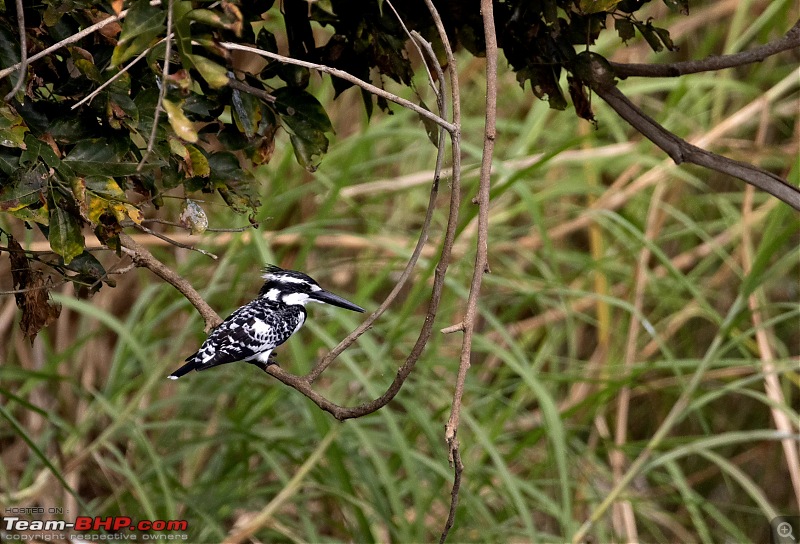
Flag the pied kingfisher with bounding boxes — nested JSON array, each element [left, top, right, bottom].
[[169, 265, 364, 379]]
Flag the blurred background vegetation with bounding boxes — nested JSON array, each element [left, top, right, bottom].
[[2, 0, 799, 542]]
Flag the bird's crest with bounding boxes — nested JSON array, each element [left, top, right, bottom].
[[261, 265, 318, 286]]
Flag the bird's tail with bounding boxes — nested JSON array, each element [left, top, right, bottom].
[[168, 356, 198, 380]]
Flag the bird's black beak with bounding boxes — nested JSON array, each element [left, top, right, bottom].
[[310, 289, 365, 313]]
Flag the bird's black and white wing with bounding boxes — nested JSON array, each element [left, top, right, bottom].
[[169, 301, 303, 379]]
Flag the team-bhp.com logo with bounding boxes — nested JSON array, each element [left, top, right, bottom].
[[2, 516, 188, 540]]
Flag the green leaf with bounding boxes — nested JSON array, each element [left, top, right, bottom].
[[21, 133, 61, 169], [189, 54, 230, 89], [579, 0, 621, 14], [85, 176, 126, 200], [273, 87, 333, 171], [108, 92, 139, 130], [0, 165, 48, 211], [186, 145, 210, 178], [653, 26, 676, 51], [162, 99, 199, 143], [0, 149, 20, 175], [207, 152, 259, 212], [634, 21, 664, 52], [111, 0, 166, 67], [64, 138, 144, 176], [61, 250, 111, 294], [9, 204, 49, 225], [173, 1, 195, 63], [615, 18, 636, 43], [0, 106, 29, 148], [232, 87, 261, 138], [49, 207, 85, 265]]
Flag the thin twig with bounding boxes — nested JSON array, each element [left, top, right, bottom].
[[439, 448, 463, 543], [226, 78, 276, 104], [384, 0, 438, 98], [141, 218, 257, 233], [219, 41, 457, 134], [611, 19, 800, 78], [71, 38, 166, 110], [584, 56, 800, 211], [306, 18, 448, 383], [0, 1, 163, 82], [132, 223, 218, 259], [137, 0, 174, 171], [118, 233, 221, 332], [4, 0, 28, 101], [439, 1, 496, 542], [254, 0, 464, 422]]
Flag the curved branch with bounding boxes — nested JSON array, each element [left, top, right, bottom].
[[583, 55, 800, 211], [611, 19, 800, 78], [254, 0, 463, 422], [306, 32, 447, 383], [118, 233, 222, 332], [219, 41, 457, 134], [439, 0, 497, 541]]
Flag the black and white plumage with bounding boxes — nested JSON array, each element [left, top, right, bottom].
[[169, 265, 364, 379]]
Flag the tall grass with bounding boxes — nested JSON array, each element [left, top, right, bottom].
[[1, 1, 798, 542]]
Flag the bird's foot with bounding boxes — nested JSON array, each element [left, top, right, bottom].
[[249, 356, 279, 372]]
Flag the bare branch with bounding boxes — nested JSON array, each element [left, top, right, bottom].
[[219, 41, 457, 134], [611, 19, 800, 79], [384, 0, 438, 99], [4, 0, 27, 101], [439, 448, 463, 544], [118, 233, 221, 332], [0, 1, 164, 82], [132, 223, 218, 259], [307, 28, 448, 383], [583, 55, 800, 211], [141, 218, 257, 233], [226, 78, 276, 104], [71, 39, 165, 110], [255, 0, 464, 422], [439, 0, 497, 541]]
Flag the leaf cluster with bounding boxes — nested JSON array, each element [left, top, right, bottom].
[[0, 0, 678, 312]]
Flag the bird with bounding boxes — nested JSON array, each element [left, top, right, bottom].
[[169, 265, 365, 379]]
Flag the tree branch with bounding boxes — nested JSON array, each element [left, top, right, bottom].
[[255, 0, 464, 422], [219, 41, 457, 135], [226, 78, 276, 104], [306, 31, 447, 383], [611, 19, 800, 79], [0, 1, 164, 82], [118, 233, 222, 332], [71, 39, 164, 110], [4, 0, 27, 101], [582, 54, 800, 211], [439, 0, 497, 541]]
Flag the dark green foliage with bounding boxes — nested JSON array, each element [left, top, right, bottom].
[[0, 0, 678, 312]]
